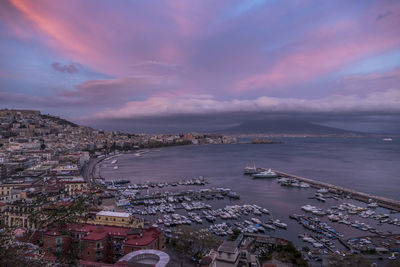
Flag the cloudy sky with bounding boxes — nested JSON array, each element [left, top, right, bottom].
[[1, 0, 400, 132]]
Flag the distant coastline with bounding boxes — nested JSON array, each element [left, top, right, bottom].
[[251, 138, 283, 144]]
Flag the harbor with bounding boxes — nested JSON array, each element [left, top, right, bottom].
[[275, 170, 400, 212], [95, 142, 400, 264], [95, 155, 400, 257]]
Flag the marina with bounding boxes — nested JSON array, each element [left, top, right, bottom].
[[96, 161, 400, 256], [96, 140, 400, 261]]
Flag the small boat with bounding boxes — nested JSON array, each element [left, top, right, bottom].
[[261, 208, 270, 214], [383, 138, 393, 141], [300, 182, 310, 188], [367, 202, 379, 208], [317, 188, 329, 194], [113, 166, 119, 170], [227, 192, 240, 199], [252, 169, 278, 178], [272, 219, 287, 229], [111, 159, 118, 164]]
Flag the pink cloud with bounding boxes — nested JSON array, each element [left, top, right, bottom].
[[7, 0, 220, 77], [235, 3, 400, 91], [3, 0, 400, 114], [338, 66, 400, 94], [87, 88, 400, 119]]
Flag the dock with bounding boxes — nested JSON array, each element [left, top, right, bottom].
[[275, 170, 400, 212]]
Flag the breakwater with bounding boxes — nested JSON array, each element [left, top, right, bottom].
[[275, 170, 400, 212]]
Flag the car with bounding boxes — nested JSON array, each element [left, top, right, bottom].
[[388, 256, 396, 260]]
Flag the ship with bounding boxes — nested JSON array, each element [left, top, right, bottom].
[[252, 169, 278, 178]]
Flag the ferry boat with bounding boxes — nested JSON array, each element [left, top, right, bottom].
[[252, 169, 278, 178]]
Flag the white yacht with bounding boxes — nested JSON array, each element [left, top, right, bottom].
[[317, 188, 329, 194], [367, 202, 378, 208], [300, 182, 310, 188], [252, 169, 278, 178], [272, 219, 288, 229]]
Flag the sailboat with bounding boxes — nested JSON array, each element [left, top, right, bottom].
[[243, 163, 258, 174]]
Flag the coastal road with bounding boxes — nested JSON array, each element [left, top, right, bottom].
[[82, 157, 103, 186]]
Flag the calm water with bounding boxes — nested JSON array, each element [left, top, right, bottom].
[[100, 137, 400, 244]]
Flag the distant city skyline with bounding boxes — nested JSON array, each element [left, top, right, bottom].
[[1, 0, 400, 133]]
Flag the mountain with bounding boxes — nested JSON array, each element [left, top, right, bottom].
[[218, 119, 361, 135]]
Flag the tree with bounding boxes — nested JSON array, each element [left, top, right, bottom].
[[0, 228, 45, 267], [327, 254, 371, 267]]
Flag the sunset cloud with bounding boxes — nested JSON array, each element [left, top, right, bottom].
[[88, 88, 400, 120], [0, 0, 400, 124]]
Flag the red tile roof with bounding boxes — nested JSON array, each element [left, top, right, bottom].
[[82, 231, 108, 241], [125, 228, 160, 247], [67, 223, 161, 246], [44, 228, 63, 236]]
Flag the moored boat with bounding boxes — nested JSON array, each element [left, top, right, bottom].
[[252, 169, 278, 178]]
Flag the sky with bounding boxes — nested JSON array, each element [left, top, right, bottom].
[[0, 0, 400, 133]]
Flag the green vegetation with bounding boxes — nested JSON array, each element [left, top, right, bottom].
[[227, 229, 241, 241], [327, 254, 371, 267], [275, 242, 308, 267], [166, 226, 222, 257], [29, 195, 92, 230], [40, 114, 79, 127]]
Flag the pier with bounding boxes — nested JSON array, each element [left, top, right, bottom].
[[275, 170, 400, 212], [120, 188, 237, 203]]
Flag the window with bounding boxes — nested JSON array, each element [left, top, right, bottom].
[[87, 251, 90, 255]]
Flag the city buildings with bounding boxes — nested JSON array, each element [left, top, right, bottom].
[[0, 109, 236, 265]]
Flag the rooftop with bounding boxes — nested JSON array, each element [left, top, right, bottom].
[[67, 223, 161, 244], [118, 249, 169, 267], [97, 211, 130, 218], [218, 241, 238, 254]]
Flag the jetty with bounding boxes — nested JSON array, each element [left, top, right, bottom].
[[275, 170, 400, 212]]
